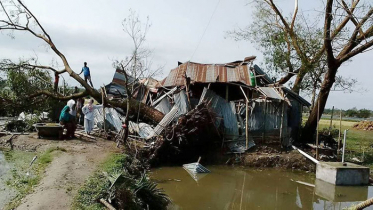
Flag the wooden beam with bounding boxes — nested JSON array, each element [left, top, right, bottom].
[[246, 99, 249, 150], [225, 85, 229, 101], [328, 106, 334, 135], [240, 86, 250, 150], [101, 87, 106, 132], [99, 198, 116, 210], [316, 100, 320, 160], [279, 102, 285, 144], [337, 109, 342, 155]]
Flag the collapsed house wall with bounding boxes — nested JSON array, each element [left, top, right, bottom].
[[248, 100, 290, 146]]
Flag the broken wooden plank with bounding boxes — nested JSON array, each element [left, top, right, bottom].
[[75, 132, 96, 140], [0, 132, 29, 135], [99, 198, 116, 210]]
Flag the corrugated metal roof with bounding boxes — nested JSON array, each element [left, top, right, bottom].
[[183, 163, 210, 174], [173, 90, 190, 117], [282, 87, 311, 106], [199, 87, 239, 139], [112, 69, 136, 87], [147, 105, 179, 139], [253, 65, 273, 84], [161, 62, 252, 87], [258, 87, 284, 100], [93, 108, 124, 132], [154, 97, 171, 115]]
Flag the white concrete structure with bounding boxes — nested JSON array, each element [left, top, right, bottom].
[[316, 162, 369, 186]]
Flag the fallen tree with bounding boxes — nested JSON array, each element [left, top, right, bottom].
[[0, 0, 164, 123], [123, 102, 221, 167]]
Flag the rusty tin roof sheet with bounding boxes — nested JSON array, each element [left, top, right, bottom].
[[161, 62, 252, 87]]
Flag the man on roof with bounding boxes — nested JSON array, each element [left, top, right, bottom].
[[79, 62, 94, 87]]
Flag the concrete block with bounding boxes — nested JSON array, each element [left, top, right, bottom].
[[315, 179, 368, 202], [316, 162, 369, 186]]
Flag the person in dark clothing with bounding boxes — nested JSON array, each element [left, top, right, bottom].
[[79, 62, 94, 87], [59, 105, 76, 139]]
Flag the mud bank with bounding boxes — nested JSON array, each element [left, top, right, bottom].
[[0, 133, 119, 210]]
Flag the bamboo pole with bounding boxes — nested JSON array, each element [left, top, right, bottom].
[[246, 99, 249, 150], [279, 102, 285, 144], [99, 198, 116, 210], [316, 100, 320, 160], [240, 87, 249, 150], [262, 102, 267, 143], [338, 109, 342, 155], [101, 87, 106, 132], [225, 85, 229, 101], [342, 130, 347, 163], [328, 106, 334, 135]]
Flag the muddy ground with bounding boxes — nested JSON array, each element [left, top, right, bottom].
[[0, 133, 119, 210]]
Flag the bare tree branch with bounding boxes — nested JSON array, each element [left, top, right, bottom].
[[290, 0, 298, 31], [29, 90, 89, 100]]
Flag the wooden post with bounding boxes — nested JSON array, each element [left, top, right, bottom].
[[262, 102, 267, 143], [99, 198, 116, 210], [184, 73, 192, 108], [316, 100, 320, 160], [328, 106, 334, 135], [101, 87, 106, 132], [225, 85, 229, 101], [240, 86, 249, 150], [246, 99, 249, 150], [279, 102, 285, 144], [337, 109, 342, 154]]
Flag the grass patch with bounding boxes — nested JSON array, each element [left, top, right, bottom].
[[303, 117, 373, 169], [72, 153, 126, 210], [3, 146, 66, 210]]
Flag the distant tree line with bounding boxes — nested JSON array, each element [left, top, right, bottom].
[[304, 107, 372, 119]]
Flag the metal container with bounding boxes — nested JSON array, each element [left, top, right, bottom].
[[33, 123, 63, 139]]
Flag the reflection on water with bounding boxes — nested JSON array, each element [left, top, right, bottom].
[[150, 166, 373, 210]]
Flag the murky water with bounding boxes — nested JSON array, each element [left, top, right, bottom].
[[151, 166, 373, 210]]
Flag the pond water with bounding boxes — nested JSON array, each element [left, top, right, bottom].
[[150, 166, 373, 210]]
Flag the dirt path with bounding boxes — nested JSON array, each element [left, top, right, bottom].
[[0, 133, 119, 210]]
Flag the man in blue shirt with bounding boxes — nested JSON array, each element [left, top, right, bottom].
[[79, 62, 94, 87]]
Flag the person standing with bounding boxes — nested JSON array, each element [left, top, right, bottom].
[[67, 99, 77, 122], [81, 99, 102, 135], [79, 62, 94, 87]]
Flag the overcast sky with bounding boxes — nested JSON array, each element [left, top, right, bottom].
[[0, 0, 372, 109]]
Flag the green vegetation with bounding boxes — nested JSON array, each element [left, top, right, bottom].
[[304, 107, 372, 119], [3, 147, 66, 210], [73, 153, 127, 210], [73, 153, 169, 210], [304, 118, 373, 169]]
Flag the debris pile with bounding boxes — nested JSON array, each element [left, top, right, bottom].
[[124, 101, 220, 166], [353, 121, 373, 131]]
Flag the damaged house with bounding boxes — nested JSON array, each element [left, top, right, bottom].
[[98, 56, 310, 163], [156, 57, 310, 151]]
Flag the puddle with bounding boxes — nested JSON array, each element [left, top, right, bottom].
[[151, 166, 373, 210]]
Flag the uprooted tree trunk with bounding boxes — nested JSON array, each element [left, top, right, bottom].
[[0, 0, 164, 124]]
